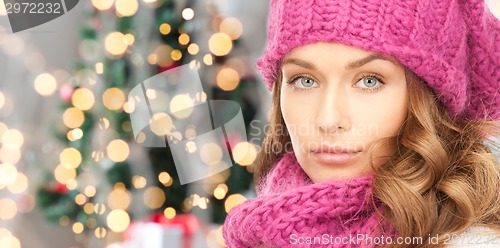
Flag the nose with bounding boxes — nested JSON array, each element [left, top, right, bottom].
[[315, 84, 351, 134]]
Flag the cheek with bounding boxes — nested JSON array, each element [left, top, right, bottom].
[[280, 92, 312, 145], [352, 92, 408, 138]]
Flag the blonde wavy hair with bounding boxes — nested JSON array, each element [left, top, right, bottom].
[[253, 67, 500, 247]]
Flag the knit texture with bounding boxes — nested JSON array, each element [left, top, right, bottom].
[[222, 151, 397, 247], [256, 0, 500, 120]]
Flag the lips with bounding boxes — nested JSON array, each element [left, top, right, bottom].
[[310, 145, 362, 154], [310, 145, 362, 165]]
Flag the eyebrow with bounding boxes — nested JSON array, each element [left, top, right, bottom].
[[281, 53, 398, 71]]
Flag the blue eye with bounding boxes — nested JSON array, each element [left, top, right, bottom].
[[286, 76, 319, 90], [355, 74, 385, 92]]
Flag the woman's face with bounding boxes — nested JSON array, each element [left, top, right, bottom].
[[280, 42, 408, 182]]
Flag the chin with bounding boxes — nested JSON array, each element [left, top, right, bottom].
[[304, 165, 370, 183]]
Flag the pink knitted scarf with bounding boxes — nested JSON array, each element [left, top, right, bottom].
[[223, 151, 397, 247]]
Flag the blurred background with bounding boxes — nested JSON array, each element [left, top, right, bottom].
[[0, 0, 271, 247], [0, 0, 498, 248]]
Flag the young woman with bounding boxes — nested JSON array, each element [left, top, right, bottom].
[[223, 0, 500, 247]]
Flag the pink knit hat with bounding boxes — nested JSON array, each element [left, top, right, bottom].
[[256, 0, 500, 120]]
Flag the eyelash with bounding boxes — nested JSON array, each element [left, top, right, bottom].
[[284, 73, 386, 93], [284, 73, 316, 92], [356, 73, 386, 93]]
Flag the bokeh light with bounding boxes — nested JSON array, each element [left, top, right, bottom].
[[208, 33, 232, 56], [106, 139, 130, 162], [63, 108, 85, 129], [146, 89, 156, 99], [84, 203, 95, 214], [104, 32, 128, 57], [66, 179, 78, 190], [232, 142, 257, 166], [136, 132, 146, 144], [159, 23, 172, 35], [107, 185, 131, 210], [67, 128, 84, 141], [220, 17, 243, 40], [103, 87, 126, 110], [203, 54, 213, 65], [200, 143, 223, 166], [185, 126, 197, 139], [158, 172, 172, 186], [178, 33, 190, 45], [154, 45, 174, 67], [0, 235, 21, 248], [60, 147, 82, 169], [208, 169, 230, 184], [94, 203, 106, 215], [182, 8, 194, 20], [115, 0, 139, 17], [0, 198, 17, 220], [95, 62, 104, 74], [197, 197, 209, 209], [185, 141, 197, 153], [216, 67, 240, 91], [170, 94, 194, 119], [150, 113, 174, 136], [72, 222, 84, 234], [147, 53, 157, 64], [0, 228, 12, 241], [84, 185, 97, 197], [189, 59, 201, 70], [171, 49, 183, 61], [72, 88, 95, 111], [91, 0, 114, 10], [170, 131, 182, 142], [195, 91, 208, 102], [122, 100, 136, 113], [224, 194, 247, 213], [95, 227, 107, 238], [143, 186, 166, 209], [164, 207, 176, 219], [2, 129, 24, 149], [54, 164, 76, 184], [99, 118, 111, 130], [213, 184, 228, 200], [190, 194, 200, 207], [0, 163, 17, 185], [7, 172, 28, 194], [187, 43, 199, 55], [0, 146, 21, 164], [124, 34, 135, 45], [75, 193, 87, 205], [34, 73, 57, 96], [107, 209, 130, 232]]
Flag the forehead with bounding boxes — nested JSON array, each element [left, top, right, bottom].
[[280, 42, 401, 71]]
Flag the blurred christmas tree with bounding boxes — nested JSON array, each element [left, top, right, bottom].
[[36, 0, 259, 244]]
